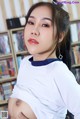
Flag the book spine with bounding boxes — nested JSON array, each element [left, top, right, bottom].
[[0, 34, 11, 55], [0, 60, 10, 78], [77, 22, 80, 41], [70, 23, 78, 43], [12, 34, 18, 52]]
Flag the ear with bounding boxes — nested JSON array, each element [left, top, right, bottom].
[[59, 32, 65, 43]]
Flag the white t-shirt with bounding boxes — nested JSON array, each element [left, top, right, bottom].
[[11, 56, 80, 119]]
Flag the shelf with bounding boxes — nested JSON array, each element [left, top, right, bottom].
[[11, 27, 24, 33], [0, 31, 8, 35], [71, 41, 80, 47], [0, 76, 17, 84], [0, 53, 12, 60], [16, 51, 28, 55], [70, 19, 80, 24], [0, 100, 8, 106], [72, 64, 80, 68]]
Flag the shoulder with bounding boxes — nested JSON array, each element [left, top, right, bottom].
[[20, 55, 32, 65], [52, 61, 76, 83], [54, 61, 72, 74], [51, 61, 69, 73]]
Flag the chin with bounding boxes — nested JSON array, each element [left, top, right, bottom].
[[28, 49, 38, 55]]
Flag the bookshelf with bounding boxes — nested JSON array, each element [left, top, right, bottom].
[[0, 27, 29, 109], [70, 20, 80, 84], [9, 27, 29, 73], [71, 41, 80, 47], [72, 64, 80, 68], [0, 100, 8, 106], [0, 31, 17, 109], [0, 76, 17, 83]]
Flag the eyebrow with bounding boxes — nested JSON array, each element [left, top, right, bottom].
[[29, 16, 52, 22]]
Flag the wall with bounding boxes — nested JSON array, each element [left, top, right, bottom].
[[0, 0, 80, 32]]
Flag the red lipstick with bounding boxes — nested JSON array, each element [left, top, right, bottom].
[[28, 38, 39, 44]]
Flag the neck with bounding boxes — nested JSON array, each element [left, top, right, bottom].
[[33, 51, 57, 61]]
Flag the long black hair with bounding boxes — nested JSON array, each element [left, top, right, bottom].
[[25, 1, 71, 70]]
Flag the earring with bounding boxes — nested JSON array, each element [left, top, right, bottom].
[[58, 44, 63, 60], [59, 54, 63, 60]]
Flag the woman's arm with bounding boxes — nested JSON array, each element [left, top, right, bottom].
[[54, 66, 80, 119]]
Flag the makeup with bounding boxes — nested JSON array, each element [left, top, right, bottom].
[[28, 38, 39, 45]]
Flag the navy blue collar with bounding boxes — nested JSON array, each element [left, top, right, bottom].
[[29, 57, 61, 66]]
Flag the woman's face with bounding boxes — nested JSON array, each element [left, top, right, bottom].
[[24, 6, 57, 57]]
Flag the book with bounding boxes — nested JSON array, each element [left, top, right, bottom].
[[12, 31, 27, 52], [0, 58, 16, 79], [0, 105, 8, 111], [0, 85, 3, 94], [11, 81, 16, 90], [70, 49, 75, 65], [0, 34, 11, 54], [0, 93, 4, 101], [77, 22, 80, 41], [75, 68, 80, 84], [12, 33, 19, 52], [0, 85, 5, 101], [70, 23, 78, 43], [0, 60, 10, 78], [17, 55, 24, 69], [7, 58, 15, 77], [16, 31, 27, 51], [71, 4, 78, 20], [72, 45, 80, 64], [2, 83, 12, 100], [4, 94, 11, 100]]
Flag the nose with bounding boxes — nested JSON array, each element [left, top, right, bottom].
[[31, 27, 40, 36]]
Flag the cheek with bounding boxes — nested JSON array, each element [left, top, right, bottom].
[[42, 28, 53, 38], [41, 31, 54, 44], [24, 26, 29, 36], [24, 27, 29, 43]]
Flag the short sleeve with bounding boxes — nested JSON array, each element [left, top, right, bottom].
[[54, 63, 80, 119]]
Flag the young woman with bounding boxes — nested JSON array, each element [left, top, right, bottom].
[[8, 1, 80, 119]]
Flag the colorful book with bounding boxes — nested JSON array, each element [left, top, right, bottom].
[[7, 58, 15, 77], [72, 45, 80, 64], [2, 83, 12, 95], [0, 34, 11, 54], [0, 60, 10, 78], [16, 31, 27, 51]]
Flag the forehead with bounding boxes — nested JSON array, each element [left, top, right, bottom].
[[30, 6, 52, 19]]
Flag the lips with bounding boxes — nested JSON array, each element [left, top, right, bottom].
[[28, 38, 39, 44]]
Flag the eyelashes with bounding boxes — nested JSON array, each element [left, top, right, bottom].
[[27, 21, 34, 25], [27, 20, 50, 28], [42, 24, 50, 27]]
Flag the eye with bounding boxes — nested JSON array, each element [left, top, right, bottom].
[[42, 24, 50, 27], [27, 21, 34, 25]]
